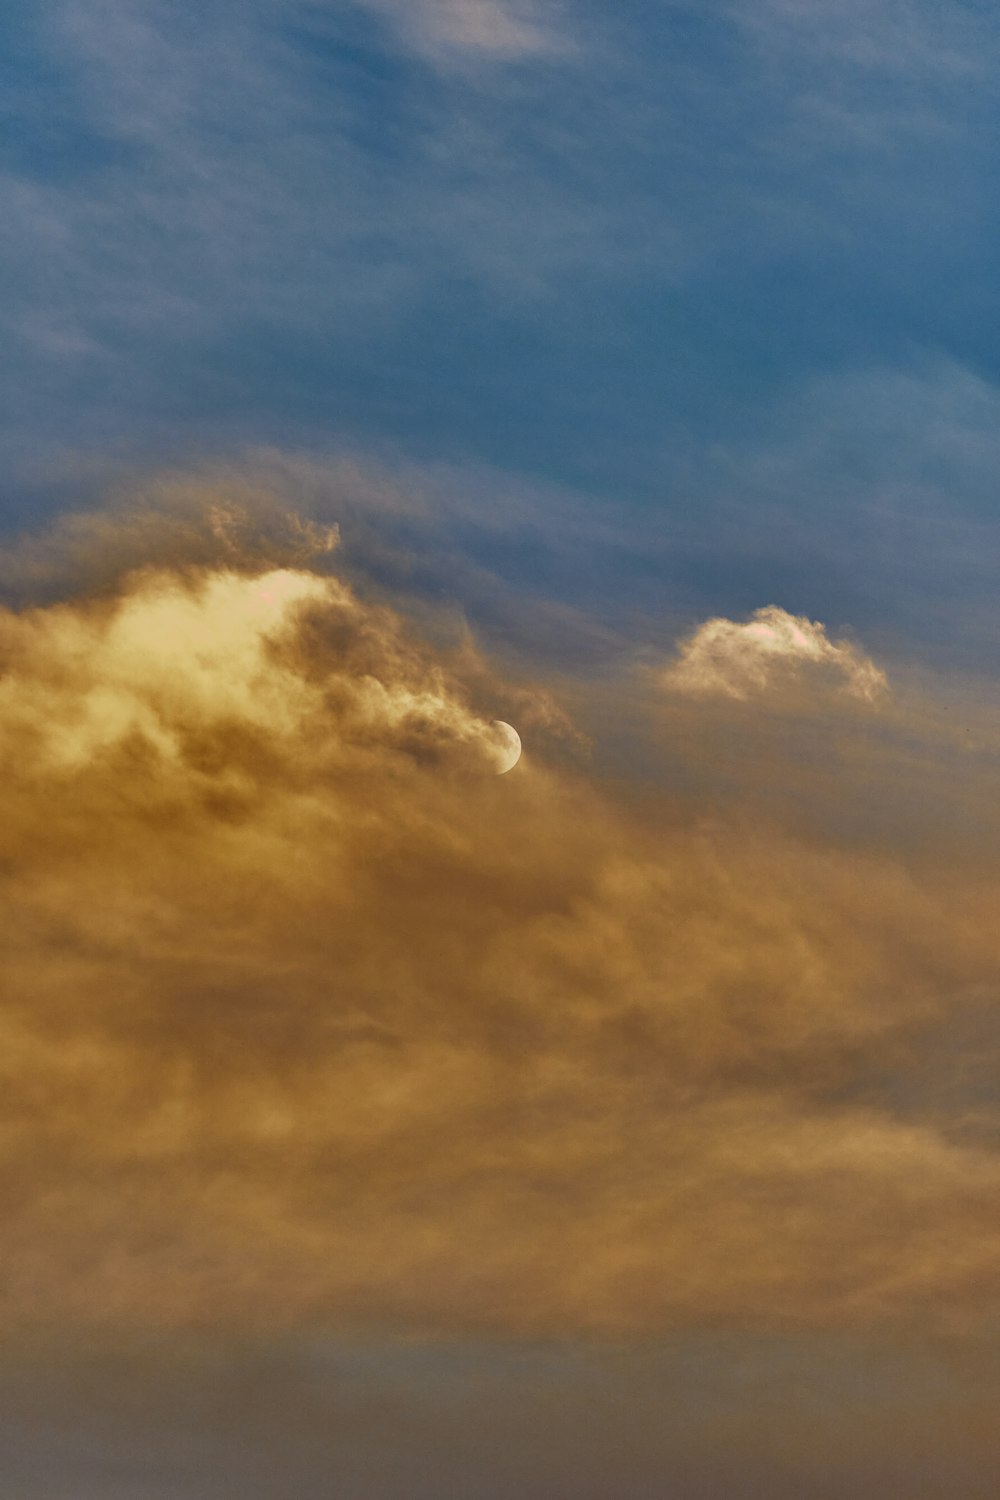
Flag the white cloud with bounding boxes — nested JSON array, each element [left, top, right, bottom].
[[663, 605, 888, 703]]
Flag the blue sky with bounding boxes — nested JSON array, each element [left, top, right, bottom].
[[3, 0, 1000, 669]]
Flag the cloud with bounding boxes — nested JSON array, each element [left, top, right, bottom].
[[6, 0, 989, 522], [9, 1327, 1000, 1500], [662, 605, 888, 703], [0, 0, 599, 484], [2, 485, 1000, 1345], [731, 0, 991, 78], [356, 0, 564, 60], [0, 546, 531, 798]]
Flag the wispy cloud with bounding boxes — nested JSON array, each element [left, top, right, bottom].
[[3, 0, 994, 511], [730, 0, 992, 78], [355, 0, 566, 61]]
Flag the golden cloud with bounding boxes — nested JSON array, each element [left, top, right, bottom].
[[2, 487, 999, 1343], [663, 605, 888, 703]]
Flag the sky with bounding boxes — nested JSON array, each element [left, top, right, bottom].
[[3, 2, 1000, 1495]]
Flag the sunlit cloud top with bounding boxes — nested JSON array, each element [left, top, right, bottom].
[[662, 605, 888, 703]]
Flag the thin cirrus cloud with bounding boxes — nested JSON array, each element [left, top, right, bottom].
[[3, 477, 1000, 1346], [355, 0, 564, 59], [662, 604, 889, 703]]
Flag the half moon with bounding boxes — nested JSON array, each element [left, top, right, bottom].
[[491, 720, 522, 775]]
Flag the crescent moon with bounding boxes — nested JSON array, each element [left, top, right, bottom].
[[491, 720, 522, 774]]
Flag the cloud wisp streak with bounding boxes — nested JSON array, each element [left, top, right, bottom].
[[355, 0, 566, 61]]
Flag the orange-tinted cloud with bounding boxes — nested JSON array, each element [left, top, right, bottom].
[[2, 479, 1000, 1344]]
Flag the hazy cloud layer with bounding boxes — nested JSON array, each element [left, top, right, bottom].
[[7, 1329, 1000, 1500], [3, 482, 1000, 1343]]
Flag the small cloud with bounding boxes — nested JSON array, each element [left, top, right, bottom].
[[662, 605, 888, 703]]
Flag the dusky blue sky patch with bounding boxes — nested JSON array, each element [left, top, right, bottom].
[[2, 0, 1000, 659]]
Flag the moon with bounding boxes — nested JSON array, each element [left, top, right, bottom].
[[490, 720, 522, 775]]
